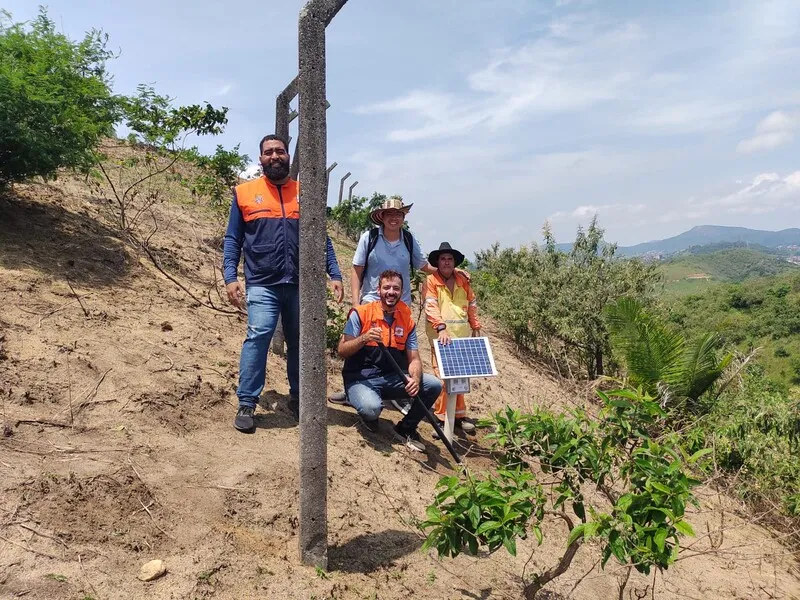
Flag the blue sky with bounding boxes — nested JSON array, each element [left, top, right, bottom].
[[7, 0, 800, 255]]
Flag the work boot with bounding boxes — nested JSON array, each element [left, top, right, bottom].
[[288, 395, 299, 421], [456, 418, 476, 435], [358, 415, 379, 433], [393, 422, 425, 452], [234, 406, 255, 433]]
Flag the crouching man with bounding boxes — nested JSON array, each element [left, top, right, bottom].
[[337, 270, 442, 452]]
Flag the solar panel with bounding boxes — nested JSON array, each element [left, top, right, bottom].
[[434, 337, 498, 379]]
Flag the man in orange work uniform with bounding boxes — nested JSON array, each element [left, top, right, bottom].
[[223, 134, 343, 432], [338, 270, 442, 452], [424, 242, 482, 434]]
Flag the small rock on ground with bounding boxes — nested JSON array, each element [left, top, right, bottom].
[[138, 559, 167, 582]]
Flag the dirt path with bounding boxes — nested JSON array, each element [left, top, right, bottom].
[[1, 176, 799, 600]]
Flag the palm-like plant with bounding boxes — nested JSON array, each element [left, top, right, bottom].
[[605, 298, 731, 411]]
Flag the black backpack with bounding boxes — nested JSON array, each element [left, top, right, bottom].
[[360, 227, 415, 286]]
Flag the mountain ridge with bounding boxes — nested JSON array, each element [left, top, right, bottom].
[[556, 225, 800, 256]]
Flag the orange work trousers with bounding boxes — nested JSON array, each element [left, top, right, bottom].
[[430, 342, 466, 420]]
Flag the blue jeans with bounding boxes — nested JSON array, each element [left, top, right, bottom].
[[237, 284, 299, 408], [345, 373, 442, 431]]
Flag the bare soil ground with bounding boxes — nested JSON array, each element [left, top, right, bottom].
[[1, 159, 799, 599]]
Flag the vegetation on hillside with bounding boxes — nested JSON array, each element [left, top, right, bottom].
[[0, 9, 118, 187], [1, 9, 247, 228], [473, 218, 660, 378], [605, 299, 800, 518], [423, 386, 706, 598], [660, 246, 797, 289], [666, 271, 800, 387], [328, 192, 391, 241]]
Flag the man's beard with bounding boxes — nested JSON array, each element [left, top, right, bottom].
[[262, 158, 290, 181], [381, 294, 399, 309]]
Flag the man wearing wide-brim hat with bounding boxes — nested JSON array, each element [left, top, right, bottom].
[[424, 242, 482, 434], [350, 197, 440, 309]]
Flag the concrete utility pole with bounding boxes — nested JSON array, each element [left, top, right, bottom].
[[337, 171, 351, 205], [297, 0, 348, 569], [347, 180, 359, 202]]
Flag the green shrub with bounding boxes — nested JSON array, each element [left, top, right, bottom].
[[0, 9, 119, 187], [422, 387, 704, 597], [683, 367, 800, 512], [326, 291, 347, 355], [189, 144, 250, 210]]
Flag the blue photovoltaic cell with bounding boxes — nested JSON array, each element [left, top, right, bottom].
[[435, 337, 497, 379]]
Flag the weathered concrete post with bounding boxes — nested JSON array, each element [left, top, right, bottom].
[[337, 171, 351, 205], [270, 77, 300, 359], [297, 0, 348, 569], [347, 180, 359, 202]]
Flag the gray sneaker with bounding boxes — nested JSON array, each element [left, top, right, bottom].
[[328, 391, 349, 405], [390, 398, 412, 416], [393, 423, 425, 452], [234, 406, 255, 432]]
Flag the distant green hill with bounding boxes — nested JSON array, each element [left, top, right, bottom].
[[660, 247, 798, 291], [555, 225, 800, 257], [664, 270, 800, 388], [619, 225, 800, 256]]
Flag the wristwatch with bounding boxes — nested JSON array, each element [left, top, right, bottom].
[[436, 324, 446, 332]]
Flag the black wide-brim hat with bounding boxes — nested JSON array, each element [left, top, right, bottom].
[[428, 242, 465, 267]]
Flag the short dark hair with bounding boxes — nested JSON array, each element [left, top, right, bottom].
[[259, 134, 289, 155], [379, 269, 404, 290]]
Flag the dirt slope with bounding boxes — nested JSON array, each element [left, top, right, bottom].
[[1, 163, 799, 600]]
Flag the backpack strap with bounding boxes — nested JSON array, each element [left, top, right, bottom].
[[401, 229, 414, 276], [359, 228, 380, 286]]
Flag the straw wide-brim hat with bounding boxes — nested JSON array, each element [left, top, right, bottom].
[[369, 197, 413, 226], [428, 242, 465, 267]]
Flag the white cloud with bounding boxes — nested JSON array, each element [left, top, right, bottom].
[[337, 1, 800, 250], [737, 109, 800, 153], [354, 15, 643, 142], [628, 101, 742, 134], [737, 131, 793, 154], [549, 203, 646, 222], [549, 170, 800, 233], [757, 110, 797, 132], [689, 171, 800, 216]]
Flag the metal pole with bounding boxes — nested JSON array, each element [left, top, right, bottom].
[[326, 163, 338, 206], [326, 162, 338, 185], [337, 171, 351, 205], [297, 0, 348, 569], [348, 180, 359, 202], [275, 77, 299, 140]]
